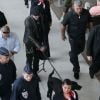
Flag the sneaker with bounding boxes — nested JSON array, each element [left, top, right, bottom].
[[74, 72, 79, 80]]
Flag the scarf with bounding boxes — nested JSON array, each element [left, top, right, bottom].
[[64, 91, 76, 100]]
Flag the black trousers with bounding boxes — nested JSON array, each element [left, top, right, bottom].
[[89, 56, 100, 75], [1, 93, 11, 100], [69, 37, 85, 73], [25, 44, 39, 74]]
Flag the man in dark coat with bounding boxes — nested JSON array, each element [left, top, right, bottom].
[[24, 0, 52, 58], [61, 0, 93, 79], [86, 24, 100, 78], [0, 47, 16, 100], [23, 6, 49, 81], [0, 11, 7, 28], [10, 64, 41, 100]]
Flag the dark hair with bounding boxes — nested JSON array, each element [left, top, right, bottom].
[[62, 79, 72, 86]]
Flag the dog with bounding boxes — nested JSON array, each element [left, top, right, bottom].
[[47, 70, 82, 100]]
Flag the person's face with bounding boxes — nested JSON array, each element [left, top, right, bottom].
[[73, 4, 83, 15], [32, 15, 40, 20], [62, 84, 72, 94], [23, 73, 33, 82], [2, 32, 9, 38], [0, 55, 10, 64]]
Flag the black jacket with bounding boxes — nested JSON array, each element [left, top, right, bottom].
[[86, 25, 100, 60], [10, 76, 41, 100], [30, 0, 52, 25], [53, 91, 78, 100], [0, 11, 7, 28], [23, 16, 46, 46], [0, 60, 16, 96], [23, 16, 50, 59], [62, 8, 92, 39]]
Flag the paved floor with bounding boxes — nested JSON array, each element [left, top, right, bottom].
[[0, 0, 100, 100]]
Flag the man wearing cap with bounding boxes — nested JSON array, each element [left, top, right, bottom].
[[61, 0, 93, 79], [10, 64, 41, 100], [23, 6, 49, 80], [0, 25, 20, 61], [0, 47, 16, 100]]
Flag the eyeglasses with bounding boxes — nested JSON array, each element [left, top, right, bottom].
[[3, 32, 9, 34]]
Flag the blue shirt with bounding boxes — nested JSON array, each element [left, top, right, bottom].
[[0, 31, 20, 59]]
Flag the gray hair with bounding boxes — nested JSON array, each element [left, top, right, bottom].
[[1, 25, 10, 33], [73, 0, 83, 5]]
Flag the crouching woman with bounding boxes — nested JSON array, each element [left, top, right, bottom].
[[53, 79, 78, 100]]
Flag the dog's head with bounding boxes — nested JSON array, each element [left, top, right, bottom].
[[71, 81, 82, 90]]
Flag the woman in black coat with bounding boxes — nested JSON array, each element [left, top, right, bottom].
[[53, 79, 79, 100]]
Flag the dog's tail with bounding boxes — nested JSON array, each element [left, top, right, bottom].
[[49, 69, 55, 78]]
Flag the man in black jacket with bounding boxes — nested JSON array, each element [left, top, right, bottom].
[[23, 6, 49, 81], [10, 64, 41, 100], [25, 0, 52, 58], [61, 0, 93, 79], [0, 47, 16, 100], [0, 11, 7, 28], [86, 24, 100, 79]]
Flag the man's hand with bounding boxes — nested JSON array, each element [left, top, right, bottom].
[[9, 51, 16, 58], [61, 25, 67, 41], [87, 56, 92, 63], [39, 46, 46, 52]]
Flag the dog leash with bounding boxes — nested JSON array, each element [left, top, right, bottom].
[[29, 36, 62, 80]]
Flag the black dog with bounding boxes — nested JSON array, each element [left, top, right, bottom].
[[47, 70, 82, 100]]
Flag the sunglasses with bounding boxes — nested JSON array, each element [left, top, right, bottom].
[[3, 32, 9, 34]]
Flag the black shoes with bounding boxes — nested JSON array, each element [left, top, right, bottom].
[[74, 72, 79, 80]]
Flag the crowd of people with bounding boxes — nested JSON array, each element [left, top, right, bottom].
[[0, 0, 100, 100]]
